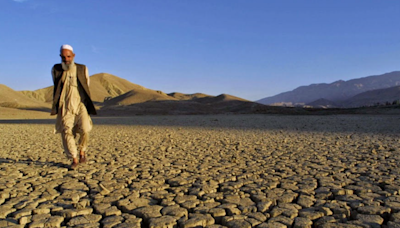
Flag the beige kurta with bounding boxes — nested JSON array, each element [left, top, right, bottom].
[[51, 63, 92, 158]]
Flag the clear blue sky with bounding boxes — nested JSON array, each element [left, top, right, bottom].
[[1, 0, 399, 101]]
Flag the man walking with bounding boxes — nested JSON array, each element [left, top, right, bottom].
[[51, 44, 97, 169]]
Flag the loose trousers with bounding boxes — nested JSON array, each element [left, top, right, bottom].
[[57, 103, 93, 158]]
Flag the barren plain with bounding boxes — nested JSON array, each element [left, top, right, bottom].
[[1, 114, 400, 227]]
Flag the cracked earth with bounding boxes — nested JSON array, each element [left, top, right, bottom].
[[1, 115, 400, 228]]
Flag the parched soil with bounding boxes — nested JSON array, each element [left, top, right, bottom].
[[1, 115, 400, 227]]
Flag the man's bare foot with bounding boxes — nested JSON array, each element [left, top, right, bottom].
[[71, 157, 79, 169]]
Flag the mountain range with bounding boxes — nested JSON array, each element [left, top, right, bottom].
[[2, 71, 400, 117], [257, 71, 400, 108]]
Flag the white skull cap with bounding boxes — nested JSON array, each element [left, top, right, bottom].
[[60, 44, 73, 53]]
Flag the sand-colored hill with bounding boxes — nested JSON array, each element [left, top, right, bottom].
[[104, 89, 177, 106], [167, 92, 212, 100], [100, 92, 280, 115], [2, 73, 306, 116], [20, 86, 53, 103], [0, 84, 50, 110], [89, 73, 146, 102], [19, 73, 147, 104], [194, 94, 249, 103], [10, 73, 256, 114]]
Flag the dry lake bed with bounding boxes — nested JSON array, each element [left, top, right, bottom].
[[1, 114, 400, 228]]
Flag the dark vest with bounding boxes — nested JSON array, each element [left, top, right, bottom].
[[51, 63, 97, 115]]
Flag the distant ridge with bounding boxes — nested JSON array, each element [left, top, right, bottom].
[[257, 71, 400, 107], [344, 85, 400, 107]]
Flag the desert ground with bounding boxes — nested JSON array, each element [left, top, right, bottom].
[[1, 112, 400, 228]]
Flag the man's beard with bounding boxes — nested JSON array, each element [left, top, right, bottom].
[[61, 60, 75, 71]]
